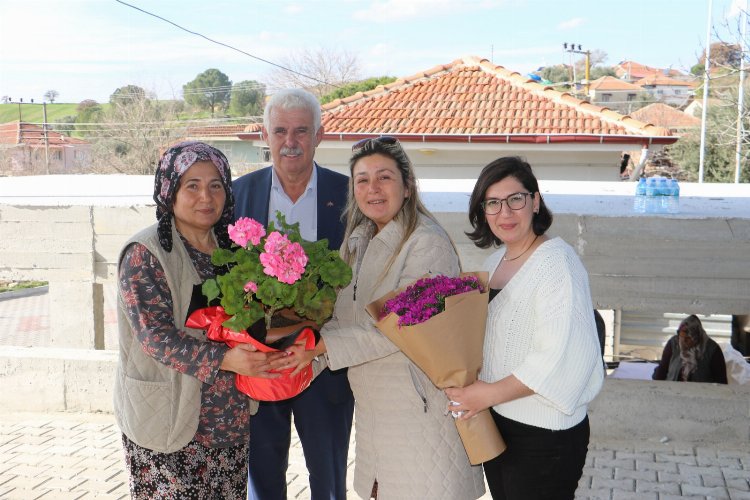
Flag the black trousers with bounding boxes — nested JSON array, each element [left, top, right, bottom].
[[483, 410, 590, 500]]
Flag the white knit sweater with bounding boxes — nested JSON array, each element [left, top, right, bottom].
[[480, 237, 604, 430]]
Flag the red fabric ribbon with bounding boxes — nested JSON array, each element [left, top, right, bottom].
[[186, 306, 315, 401]]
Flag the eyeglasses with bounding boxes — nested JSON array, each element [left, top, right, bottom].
[[481, 192, 533, 215], [351, 136, 400, 153]]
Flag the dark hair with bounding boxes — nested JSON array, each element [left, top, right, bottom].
[[466, 156, 553, 248]]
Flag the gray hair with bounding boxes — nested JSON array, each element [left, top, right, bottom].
[[263, 89, 322, 133]]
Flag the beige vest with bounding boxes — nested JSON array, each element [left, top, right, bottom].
[[112, 222, 254, 453]]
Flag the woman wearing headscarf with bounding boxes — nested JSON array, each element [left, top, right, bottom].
[[113, 141, 287, 499], [652, 314, 728, 384]]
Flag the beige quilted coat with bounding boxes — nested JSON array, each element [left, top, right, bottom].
[[322, 215, 485, 500]]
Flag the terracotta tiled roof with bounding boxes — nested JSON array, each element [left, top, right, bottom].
[[588, 76, 644, 91], [0, 121, 88, 146], [314, 56, 672, 144], [630, 103, 701, 130], [634, 74, 696, 87], [615, 61, 684, 80], [185, 123, 256, 138]]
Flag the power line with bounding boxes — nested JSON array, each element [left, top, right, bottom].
[[114, 0, 338, 89]]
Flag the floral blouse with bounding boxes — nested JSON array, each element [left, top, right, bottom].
[[119, 238, 253, 448]]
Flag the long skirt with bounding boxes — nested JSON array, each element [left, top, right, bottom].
[[121, 433, 249, 499]]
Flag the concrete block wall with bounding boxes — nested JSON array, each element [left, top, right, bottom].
[[1, 179, 749, 428], [589, 379, 750, 445]]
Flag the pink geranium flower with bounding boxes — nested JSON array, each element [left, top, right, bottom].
[[243, 281, 258, 293], [228, 217, 266, 248], [260, 232, 308, 284]]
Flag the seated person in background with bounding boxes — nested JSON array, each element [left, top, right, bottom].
[[652, 315, 728, 384]]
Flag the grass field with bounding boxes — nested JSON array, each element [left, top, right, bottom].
[[0, 103, 89, 124]]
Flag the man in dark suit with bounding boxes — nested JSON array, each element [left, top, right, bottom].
[[233, 88, 354, 500]]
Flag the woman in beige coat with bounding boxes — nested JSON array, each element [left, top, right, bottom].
[[291, 137, 485, 499]]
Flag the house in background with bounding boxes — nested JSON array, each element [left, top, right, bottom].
[[683, 97, 723, 118], [634, 74, 695, 107], [183, 123, 265, 175], [0, 121, 90, 174], [587, 76, 647, 113], [240, 56, 677, 181], [614, 61, 689, 83], [630, 103, 701, 134]]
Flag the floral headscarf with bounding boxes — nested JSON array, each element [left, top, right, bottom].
[[153, 141, 234, 252], [677, 314, 709, 381]]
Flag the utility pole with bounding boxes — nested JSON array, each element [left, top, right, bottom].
[[698, 0, 713, 184], [736, 0, 748, 184], [10, 98, 51, 174], [563, 43, 591, 97], [42, 102, 50, 174]]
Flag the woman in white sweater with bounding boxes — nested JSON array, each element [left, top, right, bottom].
[[446, 156, 604, 500]]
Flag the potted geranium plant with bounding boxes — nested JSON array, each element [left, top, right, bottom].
[[203, 213, 352, 333], [187, 212, 352, 401]]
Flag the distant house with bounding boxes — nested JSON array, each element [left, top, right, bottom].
[[183, 123, 266, 175], [0, 121, 90, 174], [239, 56, 676, 181], [630, 103, 701, 134], [684, 98, 723, 118], [587, 76, 646, 113], [615, 61, 687, 82], [634, 74, 695, 107]]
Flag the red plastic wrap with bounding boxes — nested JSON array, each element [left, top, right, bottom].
[[187, 306, 315, 401]]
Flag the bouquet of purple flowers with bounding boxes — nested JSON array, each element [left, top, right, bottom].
[[382, 275, 484, 326], [367, 272, 505, 465]]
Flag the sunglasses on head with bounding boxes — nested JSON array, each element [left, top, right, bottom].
[[351, 136, 400, 153]]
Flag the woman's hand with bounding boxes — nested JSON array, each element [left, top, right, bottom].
[[444, 381, 497, 420], [288, 338, 327, 376], [445, 376, 534, 420], [220, 344, 285, 378], [265, 320, 319, 343]]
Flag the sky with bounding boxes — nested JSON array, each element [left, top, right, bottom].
[[0, 0, 745, 104]]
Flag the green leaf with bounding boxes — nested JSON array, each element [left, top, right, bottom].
[[257, 279, 297, 309], [202, 279, 220, 303], [211, 248, 238, 266], [320, 259, 353, 288], [304, 287, 337, 324]]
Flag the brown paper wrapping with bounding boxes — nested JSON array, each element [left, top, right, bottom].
[[366, 272, 506, 465]]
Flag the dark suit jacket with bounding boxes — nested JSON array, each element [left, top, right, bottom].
[[233, 163, 349, 250]]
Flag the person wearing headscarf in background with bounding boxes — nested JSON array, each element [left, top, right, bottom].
[[113, 141, 288, 499], [289, 136, 485, 499], [652, 314, 728, 384], [445, 156, 604, 500]]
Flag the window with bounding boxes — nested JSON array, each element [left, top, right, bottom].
[[51, 150, 62, 161], [261, 147, 271, 162], [627, 94, 636, 102], [601, 93, 611, 103]]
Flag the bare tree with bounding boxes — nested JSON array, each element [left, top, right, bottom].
[[87, 94, 186, 175], [264, 48, 361, 98], [44, 90, 60, 103]]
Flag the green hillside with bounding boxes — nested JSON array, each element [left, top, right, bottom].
[[0, 103, 109, 124]]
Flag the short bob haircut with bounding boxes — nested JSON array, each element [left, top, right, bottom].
[[466, 156, 553, 249]]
